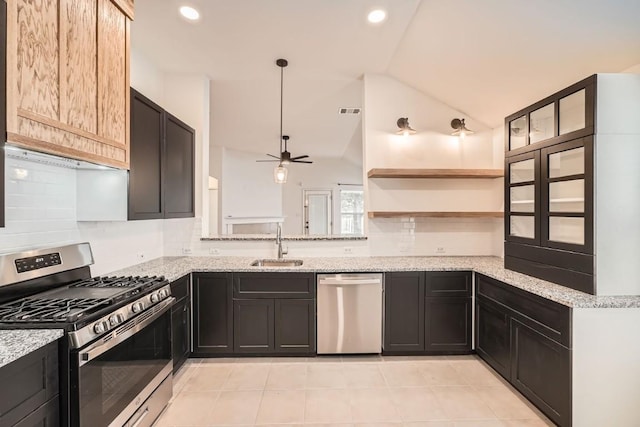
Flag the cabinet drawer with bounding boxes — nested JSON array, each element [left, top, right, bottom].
[[13, 396, 59, 427], [425, 271, 472, 297], [0, 341, 59, 427], [171, 274, 190, 302], [234, 273, 315, 299], [476, 274, 571, 346]]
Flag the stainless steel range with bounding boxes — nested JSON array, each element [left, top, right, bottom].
[[0, 243, 174, 427]]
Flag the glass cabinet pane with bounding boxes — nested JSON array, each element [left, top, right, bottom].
[[510, 216, 535, 239], [549, 180, 584, 212], [548, 147, 584, 178], [509, 116, 527, 150], [549, 217, 584, 245], [529, 103, 555, 144], [510, 186, 535, 213], [559, 89, 586, 135], [509, 159, 535, 183]]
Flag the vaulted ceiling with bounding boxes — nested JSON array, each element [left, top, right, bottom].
[[131, 0, 640, 157]]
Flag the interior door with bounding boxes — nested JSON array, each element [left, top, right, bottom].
[[303, 190, 332, 235]]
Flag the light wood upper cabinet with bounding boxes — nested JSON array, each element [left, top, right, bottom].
[[6, 0, 132, 169]]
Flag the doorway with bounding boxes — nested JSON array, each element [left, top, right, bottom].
[[303, 190, 332, 235]]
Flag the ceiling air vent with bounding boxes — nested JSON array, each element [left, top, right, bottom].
[[338, 107, 361, 115]]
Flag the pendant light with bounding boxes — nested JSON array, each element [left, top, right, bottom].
[[274, 59, 288, 183]]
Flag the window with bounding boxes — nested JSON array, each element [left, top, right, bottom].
[[340, 189, 364, 235]]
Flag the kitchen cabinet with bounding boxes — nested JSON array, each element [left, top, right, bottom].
[[192, 273, 234, 356], [128, 88, 195, 220], [504, 73, 640, 295], [233, 273, 316, 355], [383, 272, 425, 353], [5, 0, 133, 169], [475, 273, 571, 426], [170, 275, 190, 373], [0, 341, 59, 426], [1, 0, 6, 228], [384, 271, 472, 355]]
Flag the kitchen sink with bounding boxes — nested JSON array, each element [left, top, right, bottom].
[[250, 259, 304, 267]]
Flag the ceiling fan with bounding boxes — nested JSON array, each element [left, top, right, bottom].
[[257, 135, 312, 164], [256, 58, 313, 166]]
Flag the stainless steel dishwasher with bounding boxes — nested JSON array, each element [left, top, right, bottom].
[[317, 273, 383, 354]]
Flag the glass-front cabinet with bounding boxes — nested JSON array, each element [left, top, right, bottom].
[[504, 76, 596, 294]]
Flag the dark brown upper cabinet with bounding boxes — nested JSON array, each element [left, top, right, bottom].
[[504, 73, 640, 296], [129, 88, 195, 220]]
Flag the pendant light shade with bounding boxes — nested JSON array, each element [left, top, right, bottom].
[[450, 118, 474, 139], [274, 163, 288, 183]]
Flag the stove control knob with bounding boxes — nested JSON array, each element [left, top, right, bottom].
[[159, 289, 169, 299], [132, 302, 144, 313], [94, 321, 107, 334], [116, 314, 125, 323], [109, 314, 124, 326], [150, 293, 160, 303]]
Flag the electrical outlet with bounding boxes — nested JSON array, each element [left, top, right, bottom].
[[435, 247, 446, 254], [209, 248, 221, 256], [343, 247, 353, 254], [182, 247, 193, 255]]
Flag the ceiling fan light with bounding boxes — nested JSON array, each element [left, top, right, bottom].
[[274, 164, 288, 184]]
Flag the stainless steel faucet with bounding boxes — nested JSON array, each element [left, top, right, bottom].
[[276, 223, 288, 259]]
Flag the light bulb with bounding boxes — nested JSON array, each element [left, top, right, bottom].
[[274, 165, 288, 184], [403, 130, 410, 137], [459, 131, 466, 140]]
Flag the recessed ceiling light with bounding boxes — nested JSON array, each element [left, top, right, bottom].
[[179, 5, 200, 21], [367, 9, 387, 24]]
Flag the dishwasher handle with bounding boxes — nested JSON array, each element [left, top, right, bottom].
[[317, 276, 382, 286]]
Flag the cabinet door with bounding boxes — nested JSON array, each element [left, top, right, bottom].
[[383, 272, 425, 353], [13, 396, 59, 427], [172, 299, 190, 373], [164, 113, 194, 218], [193, 273, 233, 355], [128, 89, 164, 220], [275, 299, 315, 354], [541, 137, 593, 254], [234, 299, 275, 354], [425, 297, 472, 353], [476, 297, 511, 379], [505, 151, 540, 245], [511, 319, 571, 427]]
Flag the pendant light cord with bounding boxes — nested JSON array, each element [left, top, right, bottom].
[[279, 63, 284, 155]]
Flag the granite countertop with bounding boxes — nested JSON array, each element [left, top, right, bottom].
[[201, 235, 367, 241], [0, 329, 64, 369], [109, 256, 640, 309]]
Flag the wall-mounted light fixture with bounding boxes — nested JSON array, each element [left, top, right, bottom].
[[396, 117, 416, 137], [274, 163, 288, 184], [450, 118, 474, 139]]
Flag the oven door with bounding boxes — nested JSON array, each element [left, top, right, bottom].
[[72, 297, 174, 427]]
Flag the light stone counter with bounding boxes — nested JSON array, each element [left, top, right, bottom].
[[108, 256, 640, 309], [0, 329, 64, 369]]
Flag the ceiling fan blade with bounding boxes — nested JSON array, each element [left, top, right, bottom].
[[292, 160, 313, 164], [290, 155, 309, 160], [266, 153, 281, 159], [256, 159, 280, 162]]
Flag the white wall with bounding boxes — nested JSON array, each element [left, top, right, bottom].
[[363, 74, 504, 256], [573, 307, 640, 426]]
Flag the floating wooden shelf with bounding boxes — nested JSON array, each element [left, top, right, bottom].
[[368, 211, 504, 219], [367, 168, 504, 179]]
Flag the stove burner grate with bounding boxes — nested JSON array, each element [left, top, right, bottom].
[[0, 297, 110, 323]]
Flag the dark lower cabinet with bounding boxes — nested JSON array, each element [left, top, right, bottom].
[[476, 296, 511, 378], [171, 298, 190, 373], [0, 341, 59, 426], [475, 273, 572, 426], [192, 273, 234, 355], [384, 271, 472, 355], [425, 297, 472, 353], [383, 272, 425, 353], [234, 299, 275, 353], [275, 299, 316, 353], [511, 319, 571, 427]]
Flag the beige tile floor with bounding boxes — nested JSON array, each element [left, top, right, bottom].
[[153, 355, 555, 427]]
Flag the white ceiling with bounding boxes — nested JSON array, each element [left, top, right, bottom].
[[131, 0, 640, 157]]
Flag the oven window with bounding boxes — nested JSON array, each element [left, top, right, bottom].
[[77, 309, 171, 427]]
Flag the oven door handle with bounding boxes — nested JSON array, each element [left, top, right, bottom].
[[78, 297, 175, 367]]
